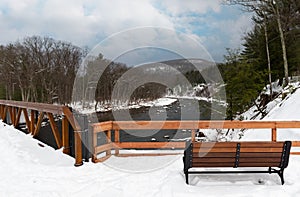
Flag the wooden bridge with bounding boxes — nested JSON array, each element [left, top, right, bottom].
[[1, 100, 300, 166], [0, 100, 83, 166]]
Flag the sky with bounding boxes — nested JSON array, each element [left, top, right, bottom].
[[0, 0, 253, 63]]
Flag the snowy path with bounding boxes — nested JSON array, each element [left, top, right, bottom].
[[1, 121, 300, 196]]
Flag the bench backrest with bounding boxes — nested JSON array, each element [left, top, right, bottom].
[[184, 141, 291, 170]]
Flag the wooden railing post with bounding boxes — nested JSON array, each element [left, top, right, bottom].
[[272, 128, 277, 142], [74, 130, 83, 166], [92, 127, 97, 163], [105, 130, 112, 156], [62, 107, 83, 166], [115, 129, 120, 156], [30, 110, 35, 134], [62, 115, 70, 155], [0, 105, 3, 118], [191, 129, 196, 142]]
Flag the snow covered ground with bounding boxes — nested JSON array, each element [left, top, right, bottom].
[[1, 88, 300, 196], [1, 120, 300, 196]]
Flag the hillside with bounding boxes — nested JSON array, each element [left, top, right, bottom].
[[242, 82, 300, 142]]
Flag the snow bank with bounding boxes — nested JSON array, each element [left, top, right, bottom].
[[243, 87, 300, 142]]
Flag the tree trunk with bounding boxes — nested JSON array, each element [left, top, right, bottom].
[[275, 2, 289, 86], [263, 19, 272, 98]]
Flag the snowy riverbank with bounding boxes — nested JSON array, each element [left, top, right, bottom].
[[73, 97, 178, 114]]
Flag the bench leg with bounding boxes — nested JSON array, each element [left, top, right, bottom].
[[277, 169, 285, 185], [185, 172, 189, 184]]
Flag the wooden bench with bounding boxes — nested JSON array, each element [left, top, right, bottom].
[[183, 141, 291, 185]]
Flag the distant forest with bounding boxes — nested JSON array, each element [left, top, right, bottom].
[[0, 0, 299, 119]]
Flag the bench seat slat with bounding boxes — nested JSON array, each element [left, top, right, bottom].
[[193, 147, 283, 153], [238, 163, 280, 167], [192, 157, 281, 163], [192, 152, 283, 158], [192, 152, 236, 157], [192, 162, 280, 168], [192, 162, 234, 167], [193, 142, 285, 148], [193, 157, 235, 163], [240, 152, 282, 158]]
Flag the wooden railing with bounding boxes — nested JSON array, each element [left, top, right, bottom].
[[0, 100, 83, 166], [92, 120, 300, 163]]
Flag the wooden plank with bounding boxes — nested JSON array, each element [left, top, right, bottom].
[[33, 112, 44, 136], [238, 163, 280, 167], [12, 107, 16, 125], [193, 157, 235, 163], [192, 162, 234, 167], [193, 147, 237, 153], [62, 107, 83, 166], [239, 152, 282, 158], [22, 109, 31, 132], [0, 100, 65, 114], [193, 142, 238, 148], [93, 155, 111, 163], [272, 128, 277, 142], [192, 162, 280, 168], [92, 121, 113, 133], [47, 113, 62, 148], [193, 142, 284, 148], [95, 143, 113, 154], [291, 152, 300, 155], [14, 108, 22, 127], [192, 152, 283, 158], [115, 142, 185, 149], [30, 110, 35, 133], [0, 105, 2, 117], [191, 129, 196, 142], [192, 152, 236, 158], [292, 141, 300, 147], [62, 116, 70, 154], [74, 130, 83, 166], [239, 157, 281, 163], [115, 129, 120, 155], [62, 107, 81, 131], [193, 147, 283, 153], [240, 147, 283, 152], [109, 120, 300, 130], [117, 153, 181, 157], [105, 131, 112, 156], [1, 106, 7, 121], [240, 142, 284, 148]]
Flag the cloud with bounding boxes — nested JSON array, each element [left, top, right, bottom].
[[153, 0, 221, 16], [0, 0, 252, 62], [0, 0, 174, 46]]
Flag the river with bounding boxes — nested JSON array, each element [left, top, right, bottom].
[[96, 99, 225, 142]]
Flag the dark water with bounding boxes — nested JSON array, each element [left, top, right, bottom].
[[96, 99, 225, 143]]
